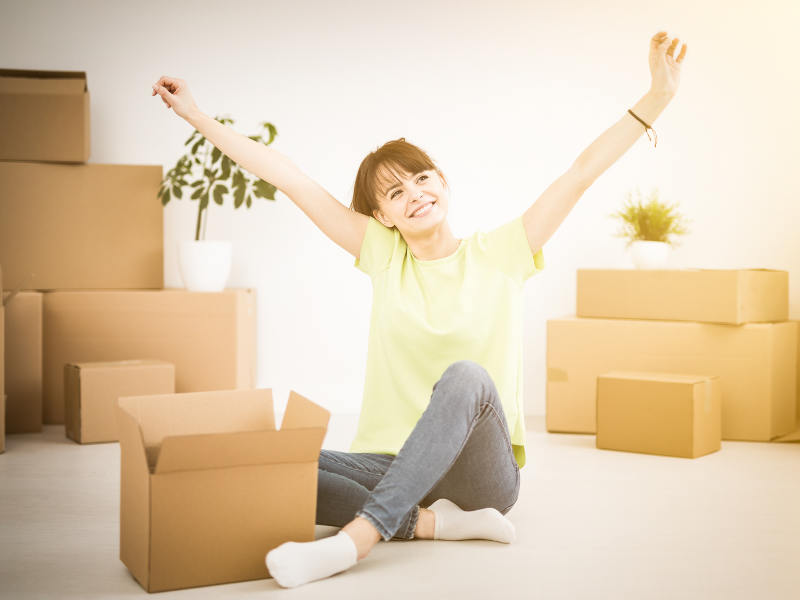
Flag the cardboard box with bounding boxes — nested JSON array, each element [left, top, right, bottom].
[[547, 317, 796, 441], [0, 69, 90, 163], [596, 372, 721, 458], [64, 360, 175, 444], [0, 162, 163, 290], [1, 266, 5, 443], [3, 291, 42, 433], [1, 396, 5, 454], [116, 388, 329, 593], [43, 290, 256, 424], [576, 269, 788, 324]]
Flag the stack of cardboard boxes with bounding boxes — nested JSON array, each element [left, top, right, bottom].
[[1, 68, 329, 591], [0, 68, 257, 443], [547, 269, 800, 457]]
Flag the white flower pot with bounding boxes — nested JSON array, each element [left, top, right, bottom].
[[177, 240, 233, 292], [629, 240, 670, 270]]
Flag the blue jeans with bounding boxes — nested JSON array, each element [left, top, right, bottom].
[[316, 360, 521, 541]]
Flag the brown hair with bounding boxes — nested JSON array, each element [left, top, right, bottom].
[[350, 138, 446, 221]]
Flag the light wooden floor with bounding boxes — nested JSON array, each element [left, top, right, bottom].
[[1, 415, 798, 599]]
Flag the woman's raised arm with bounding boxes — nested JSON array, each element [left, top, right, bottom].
[[152, 77, 368, 259]]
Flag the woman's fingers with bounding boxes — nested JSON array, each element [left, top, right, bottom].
[[675, 43, 688, 64], [650, 30, 668, 50], [666, 37, 680, 57]]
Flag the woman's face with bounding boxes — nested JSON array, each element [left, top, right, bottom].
[[372, 168, 449, 235]]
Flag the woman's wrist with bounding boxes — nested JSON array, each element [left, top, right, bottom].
[[186, 107, 208, 130]]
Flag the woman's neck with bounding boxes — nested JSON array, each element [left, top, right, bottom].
[[404, 221, 462, 261]]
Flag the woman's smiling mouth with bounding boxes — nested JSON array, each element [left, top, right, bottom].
[[410, 201, 435, 218]]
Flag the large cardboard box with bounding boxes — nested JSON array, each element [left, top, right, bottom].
[[0, 162, 163, 290], [1, 396, 5, 454], [547, 317, 796, 441], [576, 269, 788, 324], [43, 290, 256, 424], [65, 360, 175, 444], [1, 266, 4, 441], [596, 372, 721, 459], [0, 69, 90, 163], [116, 388, 329, 593], [3, 291, 43, 433]]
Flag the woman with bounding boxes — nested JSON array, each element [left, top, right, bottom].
[[152, 30, 687, 589]]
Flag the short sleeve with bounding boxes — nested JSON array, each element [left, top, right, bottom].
[[477, 215, 544, 283], [354, 216, 397, 278]]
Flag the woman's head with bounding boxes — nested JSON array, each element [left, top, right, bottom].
[[350, 138, 449, 235]]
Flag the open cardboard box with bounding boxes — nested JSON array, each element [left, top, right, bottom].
[[115, 388, 330, 593]]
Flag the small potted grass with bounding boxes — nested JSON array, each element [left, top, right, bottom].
[[609, 188, 690, 269]]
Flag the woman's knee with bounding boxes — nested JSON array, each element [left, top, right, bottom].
[[438, 360, 494, 393]]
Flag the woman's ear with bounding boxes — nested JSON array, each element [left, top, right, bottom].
[[373, 208, 393, 228], [438, 171, 448, 190]]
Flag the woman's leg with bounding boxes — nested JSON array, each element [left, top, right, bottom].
[[354, 359, 520, 542], [316, 451, 418, 539]]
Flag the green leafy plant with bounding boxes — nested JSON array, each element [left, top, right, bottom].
[[610, 188, 690, 248], [158, 116, 279, 241]]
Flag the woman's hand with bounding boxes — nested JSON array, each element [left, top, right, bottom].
[[151, 76, 201, 122], [648, 31, 687, 97]]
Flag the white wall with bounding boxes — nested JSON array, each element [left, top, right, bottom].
[[2, 0, 798, 416]]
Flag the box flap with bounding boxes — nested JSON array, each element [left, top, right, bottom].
[[154, 428, 327, 474], [0, 69, 87, 92], [115, 403, 150, 469], [119, 389, 276, 469], [281, 390, 331, 430], [600, 371, 719, 385], [70, 359, 172, 370]]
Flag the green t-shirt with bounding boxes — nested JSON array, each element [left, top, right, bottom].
[[350, 215, 544, 468]]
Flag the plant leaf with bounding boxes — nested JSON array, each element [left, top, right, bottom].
[[220, 156, 231, 180], [253, 179, 277, 200], [261, 122, 278, 145], [184, 130, 199, 146], [191, 187, 204, 200], [173, 185, 183, 199], [199, 191, 209, 211], [191, 137, 205, 155], [190, 180, 204, 188], [211, 146, 221, 164], [213, 185, 228, 205], [246, 195, 252, 208], [161, 188, 171, 206], [233, 184, 246, 208]]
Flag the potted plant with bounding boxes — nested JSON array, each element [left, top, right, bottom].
[[609, 188, 690, 269], [159, 116, 278, 291]]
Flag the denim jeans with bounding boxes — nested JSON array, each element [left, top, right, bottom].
[[316, 360, 521, 541]]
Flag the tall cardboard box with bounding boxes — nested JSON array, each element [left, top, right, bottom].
[[116, 388, 329, 593], [547, 317, 796, 441], [64, 360, 175, 444], [0, 162, 163, 290], [1, 266, 5, 444], [43, 290, 256, 424], [0, 69, 90, 162], [576, 269, 788, 324], [596, 372, 721, 459], [3, 291, 43, 433]]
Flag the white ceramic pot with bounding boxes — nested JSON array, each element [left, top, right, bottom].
[[629, 240, 670, 270], [177, 240, 233, 292]]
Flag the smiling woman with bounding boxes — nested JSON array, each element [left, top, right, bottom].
[[151, 29, 687, 589]]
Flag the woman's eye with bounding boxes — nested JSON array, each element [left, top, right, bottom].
[[417, 175, 428, 183], [391, 190, 401, 199]]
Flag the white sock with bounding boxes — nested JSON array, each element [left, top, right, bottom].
[[265, 530, 358, 588], [428, 498, 516, 543]]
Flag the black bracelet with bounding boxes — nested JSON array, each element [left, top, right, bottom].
[[628, 109, 657, 148]]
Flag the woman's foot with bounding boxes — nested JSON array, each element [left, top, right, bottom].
[[265, 517, 380, 588], [428, 498, 516, 543]]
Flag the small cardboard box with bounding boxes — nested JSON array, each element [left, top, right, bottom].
[[3, 291, 43, 433], [43, 289, 256, 424], [547, 317, 796, 441], [0, 162, 163, 290], [0, 69, 90, 162], [596, 372, 721, 459], [116, 388, 329, 593], [576, 269, 788, 324], [64, 360, 175, 444]]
